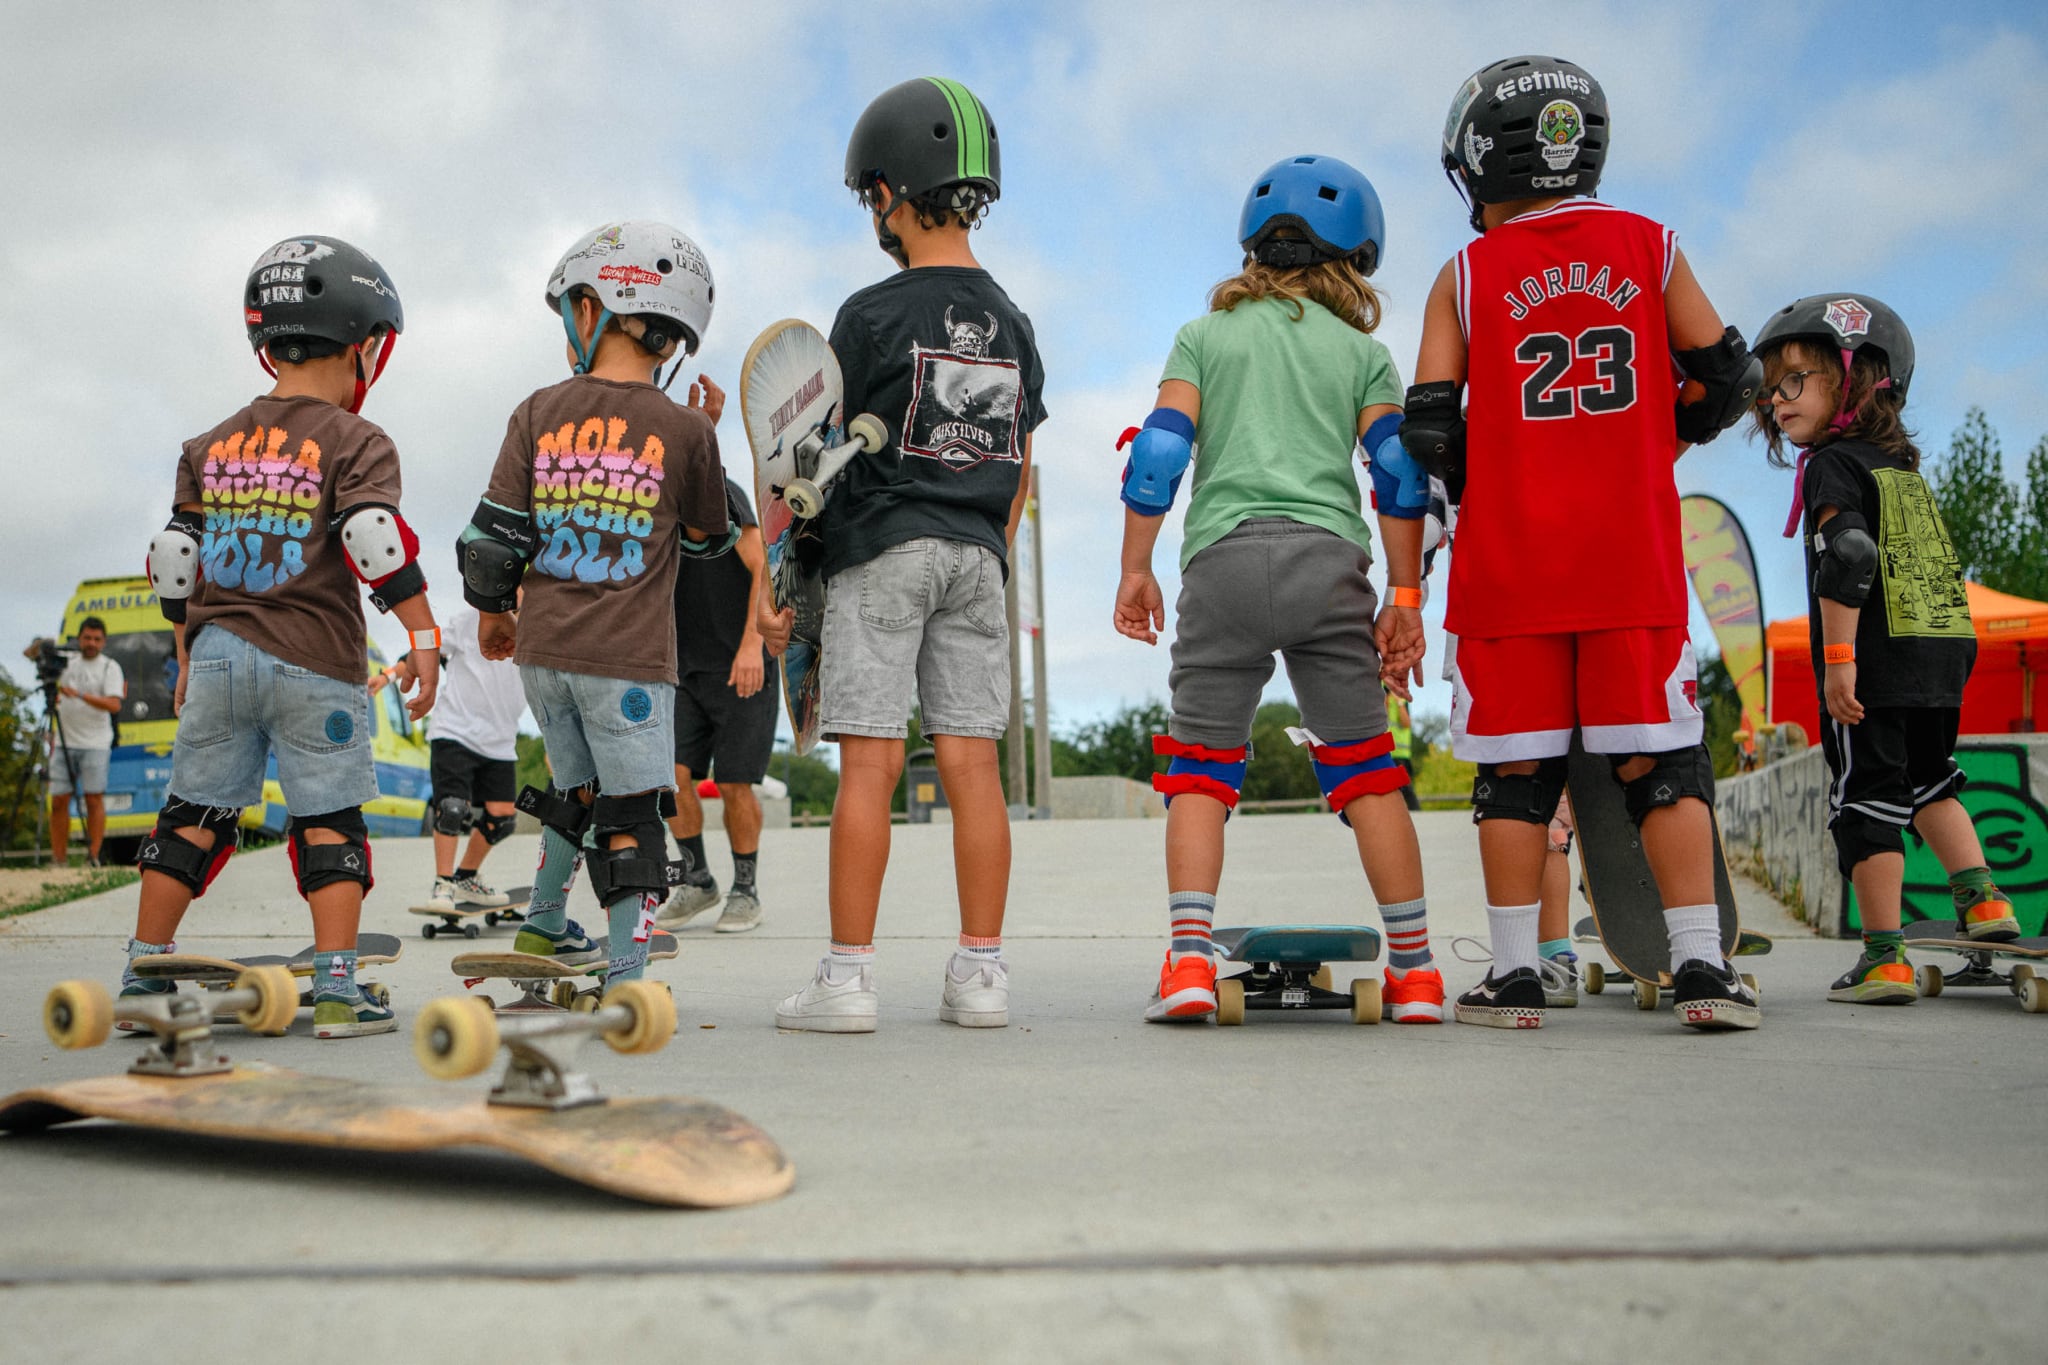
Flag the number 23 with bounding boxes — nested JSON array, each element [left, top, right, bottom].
[[1516, 327, 1637, 419]]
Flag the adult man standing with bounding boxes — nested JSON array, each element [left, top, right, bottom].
[[23, 617, 126, 866], [659, 477, 780, 933]]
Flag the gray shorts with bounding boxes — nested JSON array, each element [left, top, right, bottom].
[[47, 747, 110, 796], [819, 536, 1010, 741], [521, 665, 677, 796], [1169, 519, 1388, 747]]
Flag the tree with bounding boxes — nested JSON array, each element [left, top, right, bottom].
[[514, 732, 550, 798], [2011, 435, 2048, 603], [0, 672, 42, 851], [770, 744, 839, 817], [1412, 709, 1449, 762], [1061, 700, 1172, 785], [1930, 407, 2020, 590], [1244, 700, 1319, 801]]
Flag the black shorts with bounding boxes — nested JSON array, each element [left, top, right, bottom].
[[1818, 706, 1964, 872], [673, 671, 778, 784], [429, 739, 517, 808]]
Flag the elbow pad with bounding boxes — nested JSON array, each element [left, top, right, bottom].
[[339, 504, 426, 612], [1362, 413, 1428, 519], [147, 510, 206, 624], [1673, 326, 1764, 446], [1397, 382, 1467, 499], [1117, 408, 1196, 515], [459, 499, 535, 613], [1812, 513, 1878, 607]]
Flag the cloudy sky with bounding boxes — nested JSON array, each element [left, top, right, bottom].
[[6, 0, 2045, 747]]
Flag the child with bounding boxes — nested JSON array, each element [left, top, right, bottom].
[[1752, 292, 2018, 1001], [131, 235, 438, 1038], [773, 78, 1045, 1032], [1408, 56, 1763, 1030], [461, 220, 732, 989], [1115, 154, 1443, 1025]]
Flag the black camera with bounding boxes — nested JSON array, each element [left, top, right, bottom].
[[33, 638, 76, 686]]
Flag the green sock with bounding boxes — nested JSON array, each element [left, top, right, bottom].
[[1948, 866, 1996, 910], [1538, 937, 1572, 960], [1863, 930, 1905, 959]]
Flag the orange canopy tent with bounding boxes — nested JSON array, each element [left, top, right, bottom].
[[1768, 581, 2048, 741]]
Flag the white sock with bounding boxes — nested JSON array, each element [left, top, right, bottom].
[[825, 941, 873, 983], [1664, 904, 1721, 972], [1487, 903, 1542, 975]]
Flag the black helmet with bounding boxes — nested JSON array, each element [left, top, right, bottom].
[[1441, 56, 1608, 230], [845, 77, 1001, 211], [244, 235, 403, 363], [1754, 293, 1915, 398]]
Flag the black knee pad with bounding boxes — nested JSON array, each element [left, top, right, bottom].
[[137, 796, 241, 897], [477, 810, 518, 846], [1831, 810, 1905, 878], [1471, 757, 1568, 826], [433, 795, 474, 837], [289, 807, 372, 898], [1614, 745, 1715, 827], [517, 783, 592, 845], [585, 790, 679, 908]]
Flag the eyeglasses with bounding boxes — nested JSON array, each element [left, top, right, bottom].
[[1766, 369, 1823, 403]]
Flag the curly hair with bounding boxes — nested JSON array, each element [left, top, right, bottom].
[[1751, 339, 1918, 469], [1209, 244, 1382, 335]]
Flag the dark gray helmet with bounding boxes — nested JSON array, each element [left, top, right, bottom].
[[1754, 293, 1915, 398], [844, 77, 1001, 210], [244, 235, 403, 362], [1441, 56, 1608, 230]]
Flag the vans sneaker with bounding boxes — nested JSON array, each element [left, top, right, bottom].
[[940, 952, 1009, 1027], [1539, 951, 1581, 1008], [312, 985, 396, 1039], [1673, 958, 1761, 1030], [114, 976, 177, 1033], [714, 888, 763, 934], [776, 959, 878, 1033], [1383, 966, 1446, 1023], [512, 918, 602, 965], [1144, 951, 1217, 1023], [451, 874, 511, 908], [656, 877, 721, 928], [424, 878, 458, 912], [1827, 948, 1917, 1005], [1453, 968, 1546, 1029]]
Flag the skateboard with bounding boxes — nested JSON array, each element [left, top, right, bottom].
[[738, 319, 886, 755], [126, 933, 406, 1029], [1571, 914, 1771, 998], [1209, 925, 1383, 1025], [409, 885, 534, 940], [451, 932, 679, 1014], [8, 969, 794, 1208], [1567, 732, 1749, 1010], [1903, 923, 2048, 1013]]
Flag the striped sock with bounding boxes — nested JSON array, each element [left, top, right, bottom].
[[524, 826, 581, 936], [958, 934, 1002, 960], [1379, 897, 1433, 972], [1538, 937, 1573, 961], [1664, 903, 1722, 972], [1487, 903, 1542, 975], [1168, 891, 1216, 963], [825, 940, 874, 983], [122, 938, 173, 989]]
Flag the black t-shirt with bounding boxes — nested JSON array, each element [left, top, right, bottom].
[[819, 265, 1048, 581], [673, 477, 760, 677], [1801, 437, 1975, 707]]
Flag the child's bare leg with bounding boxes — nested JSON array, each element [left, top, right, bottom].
[[933, 735, 1008, 938], [1164, 793, 1228, 894], [828, 736, 903, 945], [303, 826, 365, 951], [1538, 849, 1570, 945], [1849, 852, 1905, 933], [1344, 791, 1421, 904], [1913, 796, 2018, 936], [1912, 798, 1984, 872], [134, 830, 211, 946]]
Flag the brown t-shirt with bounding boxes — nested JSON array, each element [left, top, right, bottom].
[[485, 375, 727, 684], [177, 394, 403, 684]]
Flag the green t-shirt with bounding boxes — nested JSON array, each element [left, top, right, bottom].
[[1161, 296, 1404, 570]]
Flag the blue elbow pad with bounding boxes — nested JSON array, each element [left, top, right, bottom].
[[1118, 408, 1196, 515], [1362, 413, 1428, 519]]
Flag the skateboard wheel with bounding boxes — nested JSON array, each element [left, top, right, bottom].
[[421, 923, 437, 940], [485, 913, 500, 927], [549, 980, 580, 1010], [1215, 977, 1246, 1026], [1349, 977, 1382, 1025], [414, 996, 500, 1079], [462, 923, 481, 940], [2019, 976, 2048, 1014], [846, 412, 888, 453], [1918, 965, 1945, 999], [570, 992, 599, 1014], [784, 478, 824, 520], [236, 965, 301, 1035], [1632, 977, 1660, 1011], [1311, 966, 1334, 992], [2012, 964, 2037, 989], [367, 983, 392, 1008], [601, 980, 676, 1055], [476, 994, 498, 1012], [44, 980, 114, 1050], [1584, 962, 1606, 995]]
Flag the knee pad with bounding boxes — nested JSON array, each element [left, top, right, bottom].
[[1471, 758, 1569, 826], [433, 795, 474, 837], [477, 810, 518, 846], [1296, 731, 1408, 825], [137, 796, 240, 897], [288, 808, 372, 898], [517, 783, 593, 845], [1151, 735, 1248, 812], [1614, 745, 1715, 827], [585, 790, 679, 908]]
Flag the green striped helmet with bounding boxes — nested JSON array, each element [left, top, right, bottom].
[[844, 77, 1001, 206]]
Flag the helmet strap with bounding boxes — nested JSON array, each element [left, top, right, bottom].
[[346, 333, 396, 415], [560, 295, 613, 375], [870, 185, 910, 267], [1445, 165, 1484, 234], [1826, 346, 1893, 434]]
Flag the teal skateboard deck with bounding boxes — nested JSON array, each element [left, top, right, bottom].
[[1209, 925, 1383, 1026]]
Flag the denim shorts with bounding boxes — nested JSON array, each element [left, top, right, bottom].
[[819, 536, 1010, 741], [171, 625, 378, 816], [520, 665, 676, 795], [47, 747, 110, 796]]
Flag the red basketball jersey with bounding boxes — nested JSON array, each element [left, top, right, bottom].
[[1444, 200, 1687, 639]]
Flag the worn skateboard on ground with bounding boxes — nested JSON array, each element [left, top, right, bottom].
[[1903, 923, 2048, 1013], [1571, 914, 1771, 998], [409, 885, 534, 940], [127, 933, 405, 1029], [6, 968, 794, 1207], [451, 933, 679, 1014], [1567, 732, 1750, 1011], [739, 318, 887, 755], [1209, 925, 1383, 1025]]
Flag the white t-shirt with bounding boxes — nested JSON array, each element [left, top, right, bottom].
[[427, 606, 526, 761], [58, 651, 124, 751]]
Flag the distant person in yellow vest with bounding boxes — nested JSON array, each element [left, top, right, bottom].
[[1384, 685, 1419, 812]]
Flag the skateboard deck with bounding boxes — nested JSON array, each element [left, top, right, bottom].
[[1903, 924, 2048, 1012], [1209, 924, 1383, 1025], [739, 319, 885, 756], [132, 932, 404, 982], [1567, 731, 1739, 993], [409, 886, 534, 939], [451, 933, 679, 1014]]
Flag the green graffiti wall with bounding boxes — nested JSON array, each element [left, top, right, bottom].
[[1846, 745, 2048, 934]]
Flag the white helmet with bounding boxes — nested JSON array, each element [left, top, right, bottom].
[[546, 220, 715, 369]]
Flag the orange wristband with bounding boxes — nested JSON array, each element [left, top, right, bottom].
[[1823, 643, 1854, 665], [409, 627, 442, 652], [1389, 586, 1424, 609]]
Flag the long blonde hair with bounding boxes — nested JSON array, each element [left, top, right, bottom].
[[1209, 250, 1383, 334]]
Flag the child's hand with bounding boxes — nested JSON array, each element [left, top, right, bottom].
[[405, 648, 439, 722], [478, 612, 517, 660], [1374, 604, 1426, 693], [730, 642, 765, 698], [1824, 661, 1863, 725], [686, 375, 725, 426], [758, 603, 794, 657], [1114, 571, 1165, 645]]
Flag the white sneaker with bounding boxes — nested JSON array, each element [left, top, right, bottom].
[[714, 888, 762, 933], [940, 951, 1009, 1028], [425, 878, 458, 912], [775, 959, 878, 1033], [656, 878, 721, 928], [451, 874, 511, 908]]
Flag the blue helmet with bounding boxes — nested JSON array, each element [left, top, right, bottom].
[[1238, 155, 1386, 276]]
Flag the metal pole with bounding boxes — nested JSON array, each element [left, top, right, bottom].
[[1030, 466, 1052, 820], [1005, 548, 1028, 814]]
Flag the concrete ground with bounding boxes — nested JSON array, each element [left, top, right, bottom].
[[1, 812, 2043, 1363]]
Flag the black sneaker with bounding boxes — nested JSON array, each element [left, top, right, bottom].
[[1453, 968, 1546, 1030], [1673, 958, 1760, 1031]]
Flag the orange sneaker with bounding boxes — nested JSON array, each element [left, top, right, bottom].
[[1958, 890, 2020, 942], [1383, 966, 1446, 1023], [1145, 951, 1217, 1022]]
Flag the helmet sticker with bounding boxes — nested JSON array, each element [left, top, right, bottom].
[[254, 239, 335, 269], [1463, 125, 1495, 173], [1537, 101, 1585, 170], [1443, 75, 1483, 154], [1824, 298, 1873, 339]]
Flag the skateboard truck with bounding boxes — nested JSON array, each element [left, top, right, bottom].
[[44, 967, 301, 1076], [780, 414, 886, 520], [414, 982, 676, 1112]]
